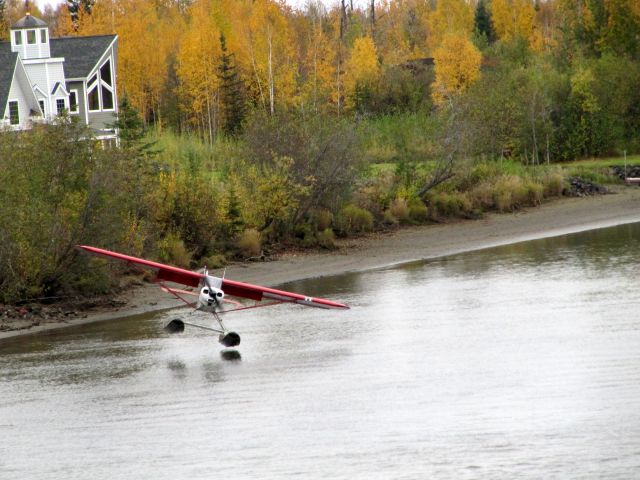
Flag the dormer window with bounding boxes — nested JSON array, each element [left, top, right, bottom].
[[40, 29, 47, 43], [56, 98, 66, 115], [27, 30, 36, 44], [14, 30, 22, 45]]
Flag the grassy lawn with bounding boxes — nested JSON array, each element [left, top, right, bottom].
[[564, 154, 640, 168]]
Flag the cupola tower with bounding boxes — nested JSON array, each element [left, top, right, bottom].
[[10, 13, 50, 60]]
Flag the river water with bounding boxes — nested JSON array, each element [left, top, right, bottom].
[[2, 223, 640, 479]]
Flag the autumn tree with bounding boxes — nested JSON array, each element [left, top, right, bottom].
[[373, 0, 419, 64], [50, 3, 77, 37], [426, 0, 474, 52], [176, 0, 222, 141], [238, 0, 298, 115], [491, 0, 542, 50], [344, 35, 380, 111], [0, 0, 8, 40], [79, 0, 180, 125], [299, 2, 337, 113], [432, 33, 482, 106]]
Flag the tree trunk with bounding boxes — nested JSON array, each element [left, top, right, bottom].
[[340, 0, 347, 40], [268, 30, 274, 116], [370, 0, 375, 36]]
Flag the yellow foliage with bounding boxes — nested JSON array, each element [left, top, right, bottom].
[[425, 0, 474, 52], [375, 0, 425, 63], [344, 36, 380, 109], [570, 67, 599, 113], [79, 0, 180, 123], [50, 5, 78, 37], [300, 16, 337, 111], [176, 0, 222, 134], [491, 0, 538, 47], [432, 33, 482, 106], [235, 0, 298, 114]]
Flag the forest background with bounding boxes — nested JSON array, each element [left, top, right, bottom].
[[0, 0, 639, 302]]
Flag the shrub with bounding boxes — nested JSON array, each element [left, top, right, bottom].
[[311, 209, 333, 231], [523, 180, 544, 206], [200, 254, 226, 270], [237, 228, 262, 257], [383, 209, 400, 225], [429, 191, 473, 218], [389, 198, 410, 223], [316, 228, 336, 249], [542, 171, 564, 198], [456, 161, 499, 191], [407, 198, 429, 222], [492, 175, 526, 212], [352, 170, 396, 218], [155, 232, 192, 268], [335, 204, 374, 235], [469, 182, 495, 210]]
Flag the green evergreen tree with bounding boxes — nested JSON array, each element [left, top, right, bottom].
[[474, 0, 495, 43], [218, 33, 247, 137], [66, 0, 94, 29], [110, 95, 157, 156], [225, 186, 245, 240]]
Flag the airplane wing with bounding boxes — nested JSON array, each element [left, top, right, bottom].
[[77, 245, 203, 287], [76, 245, 349, 310], [221, 278, 349, 309]]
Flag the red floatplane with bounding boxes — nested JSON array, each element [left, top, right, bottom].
[[77, 245, 349, 347]]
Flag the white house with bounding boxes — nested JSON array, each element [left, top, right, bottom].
[[0, 13, 118, 141]]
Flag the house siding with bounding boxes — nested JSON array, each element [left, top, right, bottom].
[[67, 80, 85, 119], [88, 111, 117, 133], [5, 76, 30, 126], [23, 59, 66, 115], [23, 63, 48, 93]]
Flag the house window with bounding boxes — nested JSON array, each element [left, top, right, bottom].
[[88, 84, 100, 111], [56, 98, 66, 114], [9, 101, 19, 125], [14, 30, 22, 45], [40, 29, 47, 43], [38, 100, 46, 115], [27, 30, 36, 44], [69, 91, 79, 114], [102, 85, 114, 110], [100, 61, 112, 87], [87, 58, 115, 112]]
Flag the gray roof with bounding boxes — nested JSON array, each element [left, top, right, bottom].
[[50, 35, 117, 79], [0, 46, 18, 114], [11, 14, 48, 29]]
